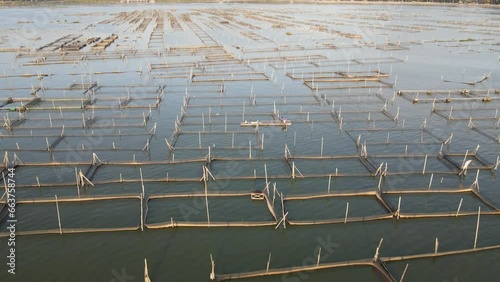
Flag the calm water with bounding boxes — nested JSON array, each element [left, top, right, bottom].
[[0, 3, 499, 282]]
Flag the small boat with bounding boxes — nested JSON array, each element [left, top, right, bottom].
[[144, 258, 151, 282], [251, 190, 264, 200]]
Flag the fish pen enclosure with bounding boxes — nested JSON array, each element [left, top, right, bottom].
[[0, 3, 499, 282]]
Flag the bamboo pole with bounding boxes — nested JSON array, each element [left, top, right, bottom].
[[210, 254, 215, 281], [266, 252, 271, 274], [399, 263, 409, 282], [422, 155, 427, 174], [397, 196, 401, 219], [320, 137, 324, 157], [456, 198, 463, 217], [205, 168, 211, 227], [249, 141, 252, 160], [282, 192, 286, 229], [272, 183, 276, 207], [344, 202, 349, 224], [316, 247, 321, 267], [265, 164, 269, 192], [373, 238, 383, 261], [428, 174, 433, 190], [327, 174, 331, 194], [55, 195, 62, 235], [474, 206, 480, 249], [202, 112, 205, 132], [140, 192, 144, 232]]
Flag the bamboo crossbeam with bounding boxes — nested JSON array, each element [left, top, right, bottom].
[[12, 194, 141, 204], [0, 133, 153, 139], [14, 158, 205, 167], [217, 259, 375, 281], [285, 191, 376, 201], [288, 214, 394, 226], [288, 212, 499, 227], [148, 192, 251, 199], [216, 244, 500, 281], [381, 244, 500, 262], [0, 226, 139, 237], [398, 211, 500, 219], [382, 188, 472, 194], [145, 221, 275, 229]]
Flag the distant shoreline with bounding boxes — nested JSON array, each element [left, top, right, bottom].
[[0, 0, 499, 8]]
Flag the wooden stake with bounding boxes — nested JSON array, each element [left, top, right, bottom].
[[434, 238, 439, 254]]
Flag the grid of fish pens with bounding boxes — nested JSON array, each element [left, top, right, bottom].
[[0, 4, 499, 282]]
